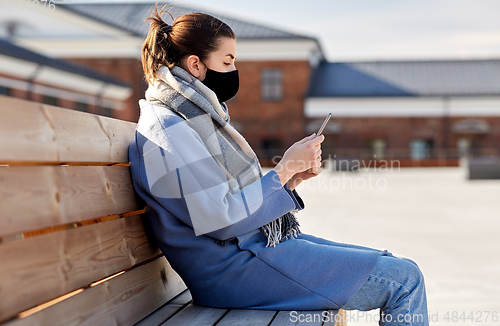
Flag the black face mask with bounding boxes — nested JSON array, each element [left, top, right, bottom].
[[201, 66, 239, 103]]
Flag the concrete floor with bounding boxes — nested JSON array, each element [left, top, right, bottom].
[[266, 163, 500, 325]]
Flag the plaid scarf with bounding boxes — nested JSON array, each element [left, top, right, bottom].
[[145, 65, 300, 247]]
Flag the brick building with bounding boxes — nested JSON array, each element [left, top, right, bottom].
[[2, 2, 499, 167], [0, 38, 131, 117], [306, 60, 500, 166], [0, 2, 322, 164]]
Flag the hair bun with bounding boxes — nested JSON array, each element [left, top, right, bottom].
[[162, 22, 172, 34]]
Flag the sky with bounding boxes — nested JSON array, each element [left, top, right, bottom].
[[63, 0, 500, 62]]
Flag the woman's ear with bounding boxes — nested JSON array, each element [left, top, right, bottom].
[[185, 55, 205, 79]]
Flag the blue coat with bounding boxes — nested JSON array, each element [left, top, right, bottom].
[[128, 100, 385, 310]]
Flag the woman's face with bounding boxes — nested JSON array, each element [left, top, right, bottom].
[[199, 37, 237, 80]]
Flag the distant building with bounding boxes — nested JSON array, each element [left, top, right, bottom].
[[1, 3, 499, 166], [306, 60, 500, 166], [0, 2, 322, 164], [0, 38, 131, 117]]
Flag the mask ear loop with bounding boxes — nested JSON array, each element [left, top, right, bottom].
[[198, 57, 209, 72], [197, 57, 212, 83]]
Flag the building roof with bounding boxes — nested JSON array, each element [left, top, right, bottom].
[[0, 38, 129, 88], [307, 59, 500, 97], [60, 2, 316, 40]]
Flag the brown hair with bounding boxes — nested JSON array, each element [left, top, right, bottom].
[[141, 4, 236, 83]]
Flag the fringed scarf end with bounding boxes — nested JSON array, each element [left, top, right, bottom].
[[261, 210, 301, 248], [216, 211, 301, 247]]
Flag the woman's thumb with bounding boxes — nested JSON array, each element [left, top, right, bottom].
[[298, 133, 316, 144]]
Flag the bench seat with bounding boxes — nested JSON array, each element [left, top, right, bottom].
[[0, 96, 345, 326], [137, 289, 344, 326]]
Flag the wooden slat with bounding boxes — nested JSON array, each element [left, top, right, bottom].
[[0, 96, 136, 164], [0, 96, 55, 163], [0, 215, 161, 323], [161, 303, 228, 326], [0, 165, 139, 236], [216, 309, 277, 326], [6, 256, 186, 326], [135, 290, 193, 326]]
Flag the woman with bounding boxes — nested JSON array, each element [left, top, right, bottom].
[[129, 5, 429, 325]]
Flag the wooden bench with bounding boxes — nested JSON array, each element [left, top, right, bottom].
[[0, 95, 347, 326]]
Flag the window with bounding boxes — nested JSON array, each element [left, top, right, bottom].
[[364, 138, 386, 159], [75, 102, 88, 113], [260, 138, 282, 160], [93, 106, 114, 118], [372, 139, 386, 159], [457, 137, 482, 157], [0, 86, 10, 96], [42, 95, 58, 106], [457, 138, 470, 158], [102, 107, 113, 118], [261, 69, 283, 101], [409, 139, 433, 160]]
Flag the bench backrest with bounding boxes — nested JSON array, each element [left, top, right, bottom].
[[0, 96, 186, 325]]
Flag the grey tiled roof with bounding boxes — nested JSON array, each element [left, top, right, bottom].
[[60, 2, 315, 40], [0, 38, 129, 87], [308, 60, 500, 97]]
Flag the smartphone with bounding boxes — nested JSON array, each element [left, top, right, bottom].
[[316, 113, 331, 137]]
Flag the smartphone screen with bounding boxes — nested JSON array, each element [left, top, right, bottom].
[[316, 113, 332, 136]]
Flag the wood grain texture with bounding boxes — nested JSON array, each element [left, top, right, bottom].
[[0, 96, 351, 326], [161, 303, 228, 326], [0, 165, 139, 236], [6, 256, 186, 326], [0, 215, 161, 323], [216, 309, 277, 326], [135, 290, 192, 326], [0, 96, 136, 164]]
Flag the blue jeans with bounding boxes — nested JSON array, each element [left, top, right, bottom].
[[341, 253, 429, 326]]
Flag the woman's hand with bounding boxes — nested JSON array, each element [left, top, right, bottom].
[[287, 167, 322, 191], [273, 133, 324, 186]]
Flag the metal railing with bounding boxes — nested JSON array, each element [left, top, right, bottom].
[[257, 147, 500, 167]]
